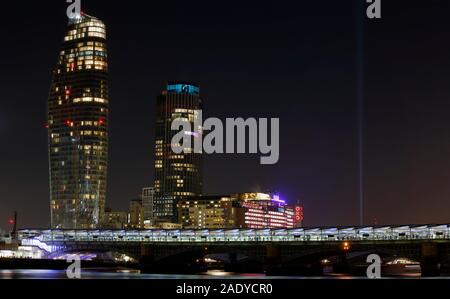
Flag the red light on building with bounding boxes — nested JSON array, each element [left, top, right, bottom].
[[294, 205, 304, 223], [8, 218, 14, 225], [64, 120, 74, 127], [65, 89, 71, 95], [98, 118, 104, 125]]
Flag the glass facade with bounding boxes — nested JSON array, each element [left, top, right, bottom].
[[154, 82, 203, 223], [47, 13, 108, 229]]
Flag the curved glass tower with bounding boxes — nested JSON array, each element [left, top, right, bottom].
[[47, 13, 108, 229]]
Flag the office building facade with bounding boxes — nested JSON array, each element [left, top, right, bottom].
[[153, 82, 203, 223], [126, 199, 144, 229], [178, 192, 302, 229], [102, 209, 127, 229], [142, 187, 155, 227], [178, 195, 235, 229]]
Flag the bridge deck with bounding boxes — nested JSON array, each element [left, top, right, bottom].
[[18, 224, 450, 244]]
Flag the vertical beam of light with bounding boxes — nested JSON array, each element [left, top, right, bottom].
[[356, 0, 365, 226]]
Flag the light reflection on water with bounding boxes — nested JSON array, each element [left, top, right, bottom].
[[0, 269, 441, 279], [0, 269, 356, 279]]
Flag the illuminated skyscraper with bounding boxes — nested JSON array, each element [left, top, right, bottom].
[[47, 13, 108, 229], [154, 82, 203, 223]]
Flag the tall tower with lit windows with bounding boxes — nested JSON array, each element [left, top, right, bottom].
[[47, 13, 108, 229], [154, 82, 203, 223]]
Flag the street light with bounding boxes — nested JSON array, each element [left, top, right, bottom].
[[342, 242, 351, 251]]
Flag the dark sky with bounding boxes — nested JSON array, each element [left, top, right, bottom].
[[1, 0, 450, 230]]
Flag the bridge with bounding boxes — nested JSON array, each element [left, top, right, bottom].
[[18, 224, 450, 276]]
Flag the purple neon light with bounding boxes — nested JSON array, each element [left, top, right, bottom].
[[184, 131, 200, 138], [272, 195, 286, 204]]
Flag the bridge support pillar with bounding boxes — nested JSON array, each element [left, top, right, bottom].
[[421, 243, 441, 277], [264, 244, 281, 274], [225, 252, 238, 273], [139, 244, 155, 272], [333, 253, 350, 274]]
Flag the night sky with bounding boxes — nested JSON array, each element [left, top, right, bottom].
[[1, 0, 450, 230]]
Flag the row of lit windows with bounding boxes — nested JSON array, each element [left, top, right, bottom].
[[246, 212, 288, 221], [180, 200, 220, 206], [182, 201, 220, 205], [77, 21, 105, 29], [173, 167, 197, 172], [77, 41, 104, 47], [59, 42, 105, 56], [173, 192, 195, 196], [172, 163, 196, 168], [88, 32, 106, 38], [65, 25, 106, 41], [169, 155, 184, 160], [70, 45, 106, 52], [67, 53, 106, 61], [66, 50, 107, 59], [64, 31, 106, 41], [172, 113, 196, 123], [64, 33, 84, 41], [65, 60, 107, 72], [65, 56, 106, 66], [73, 97, 107, 104], [50, 120, 106, 127], [52, 146, 106, 153], [56, 97, 107, 105], [88, 26, 106, 34], [244, 217, 289, 226], [183, 209, 223, 215], [174, 108, 198, 114], [80, 131, 106, 136], [245, 212, 290, 221], [81, 145, 104, 150], [50, 132, 106, 143], [245, 220, 292, 227]]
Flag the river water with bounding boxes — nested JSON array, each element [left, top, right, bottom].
[[0, 269, 431, 279]]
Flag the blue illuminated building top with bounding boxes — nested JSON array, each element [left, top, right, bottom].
[[167, 82, 200, 95]]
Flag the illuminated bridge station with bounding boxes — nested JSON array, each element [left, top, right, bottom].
[[18, 224, 450, 276]]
